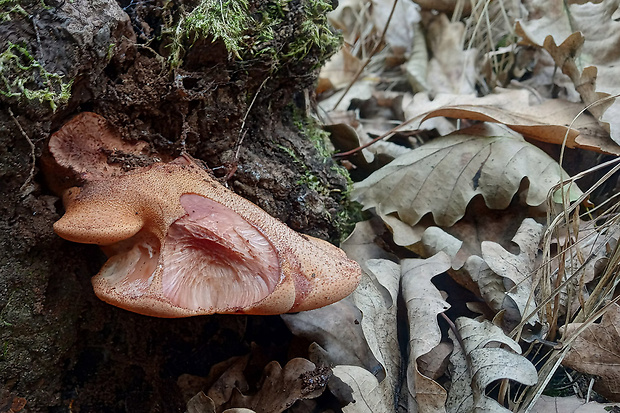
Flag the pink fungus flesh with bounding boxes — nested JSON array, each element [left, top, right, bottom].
[[161, 194, 280, 312]]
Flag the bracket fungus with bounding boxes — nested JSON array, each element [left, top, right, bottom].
[[46, 113, 361, 317]]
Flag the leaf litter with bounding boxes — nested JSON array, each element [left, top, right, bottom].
[[184, 0, 620, 411]]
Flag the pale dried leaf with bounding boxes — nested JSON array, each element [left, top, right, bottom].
[[379, 211, 427, 248], [330, 365, 393, 413], [562, 303, 620, 402], [425, 14, 477, 95], [340, 218, 397, 271], [327, 0, 371, 46], [206, 356, 250, 408], [446, 318, 538, 413], [531, 395, 620, 413], [281, 301, 382, 374], [353, 123, 579, 228], [402, 89, 620, 155], [186, 392, 216, 413], [319, 79, 376, 111], [324, 109, 412, 167], [552, 223, 620, 318], [328, 258, 401, 412], [340, 217, 400, 312], [422, 227, 463, 264], [481, 218, 544, 327], [371, 0, 420, 53], [402, 253, 452, 413], [405, 23, 429, 92], [517, 0, 620, 143], [417, 342, 453, 381], [348, 259, 402, 389], [319, 47, 364, 91]]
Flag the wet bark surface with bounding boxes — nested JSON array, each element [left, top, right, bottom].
[[0, 1, 349, 410]]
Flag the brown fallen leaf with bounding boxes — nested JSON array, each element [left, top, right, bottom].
[[424, 14, 477, 95], [318, 47, 364, 93], [516, 0, 620, 144], [417, 342, 453, 381], [480, 218, 544, 329], [329, 365, 392, 413], [186, 392, 216, 413], [419, 196, 537, 294], [562, 303, 620, 402], [531, 395, 620, 413], [281, 301, 383, 376], [328, 259, 402, 411], [371, 0, 420, 54], [402, 89, 620, 155], [205, 355, 250, 408], [549, 221, 620, 320], [353, 123, 580, 229], [226, 359, 330, 413], [446, 317, 538, 412], [402, 253, 452, 413]]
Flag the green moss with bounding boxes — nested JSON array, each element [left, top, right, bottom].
[[184, 0, 250, 59], [0, 341, 8, 361], [286, 111, 363, 240], [166, 0, 341, 71], [0, 43, 72, 111], [277, 143, 329, 198], [0, 0, 27, 22], [0, 0, 50, 21], [284, 0, 341, 64]]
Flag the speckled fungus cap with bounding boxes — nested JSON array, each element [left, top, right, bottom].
[[48, 112, 362, 317]]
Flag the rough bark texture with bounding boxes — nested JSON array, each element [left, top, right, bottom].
[[0, 0, 350, 410]]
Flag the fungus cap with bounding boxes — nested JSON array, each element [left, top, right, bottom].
[[49, 113, 361, 317]]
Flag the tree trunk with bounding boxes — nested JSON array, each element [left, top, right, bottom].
[[0, 0, 351, 410]]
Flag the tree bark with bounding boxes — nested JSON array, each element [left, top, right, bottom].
[[0, 0, 349, 410]]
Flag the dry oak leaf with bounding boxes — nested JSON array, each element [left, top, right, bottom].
[[517, 0, 620, 144], [424, 14, 477, 95], [562, 303, 620, 402], [330, 365, 393, 413], [401, 89, 620, 155], [480, 218, 544, 327], [223, 358, 330, 413], [353, 123, 581, 228], [531, 395, 620, 413], [419, 197, 537, 296], [446, 317, 538, 413], [329, 259, 402, 413], [330, 254, 453, 412], [281, 300, 383, 376], [551, 222, 620, 319], [402, 253, 452, 413]]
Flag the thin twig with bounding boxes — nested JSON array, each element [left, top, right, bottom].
[[8, 108, 36, 197], [440, 312, 465, 352], [331, 0, 399, 111], [225, 76, 270, 181], [332, 117, 420, 158]]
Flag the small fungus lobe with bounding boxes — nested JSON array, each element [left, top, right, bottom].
[[47, 113, 361, 317]]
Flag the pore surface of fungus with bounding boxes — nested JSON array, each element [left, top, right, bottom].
[[48, 113, 361, 317]]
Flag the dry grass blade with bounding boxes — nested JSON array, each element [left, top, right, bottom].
[[511, 156, 620, 411]]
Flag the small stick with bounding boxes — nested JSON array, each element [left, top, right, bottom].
[[333, 117, 420, 158], [225, 76, 270, 181], [8, 108, 36, 197]]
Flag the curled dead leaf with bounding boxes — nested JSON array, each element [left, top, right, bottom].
[[353, 123, 581, 229]]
